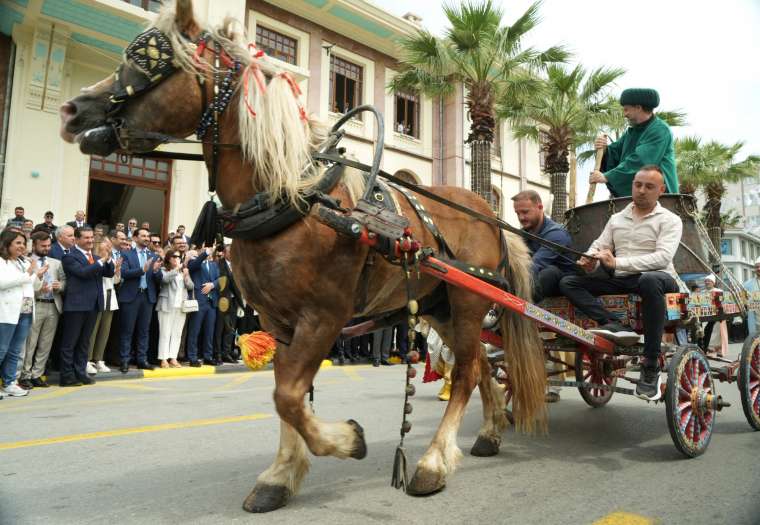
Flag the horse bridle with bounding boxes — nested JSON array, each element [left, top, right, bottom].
[[102, 27, 241, 194]]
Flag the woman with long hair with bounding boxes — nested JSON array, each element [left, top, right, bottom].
[[156, 249, 194, 368], [0, 229, 46, 397]]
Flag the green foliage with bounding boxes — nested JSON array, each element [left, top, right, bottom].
[[498, 63, 624, 172], [675, 136, 760, 195]]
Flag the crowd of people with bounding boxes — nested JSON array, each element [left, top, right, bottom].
[[0, 207, 259, 398]]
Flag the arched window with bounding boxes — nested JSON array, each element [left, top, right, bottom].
[[393, 170, 420, 185]]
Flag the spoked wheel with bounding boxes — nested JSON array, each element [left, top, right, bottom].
[[665, 346, 716, 458], [575, 350, 616, 407], [738, 333, 760, 430]]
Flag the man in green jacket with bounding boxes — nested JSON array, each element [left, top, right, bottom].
[[590, 88, 678, 197]]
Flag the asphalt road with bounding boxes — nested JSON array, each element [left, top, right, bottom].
[[1, 345, 758, 525]]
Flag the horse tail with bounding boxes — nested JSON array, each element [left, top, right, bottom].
[[499, 232, 547, 433]]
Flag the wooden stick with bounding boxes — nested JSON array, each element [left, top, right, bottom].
[[585, 141, 607, 204]]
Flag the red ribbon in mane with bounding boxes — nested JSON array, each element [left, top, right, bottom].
[[243, 43, 267, 118]]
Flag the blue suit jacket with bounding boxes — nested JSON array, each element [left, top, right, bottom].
[[61, 249, 115, 312], [189, 254, 219, 309], [117, 248, 162, 304], [49, 242, 70, 261]]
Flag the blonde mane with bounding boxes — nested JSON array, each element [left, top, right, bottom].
[[152, 2, 365, 207]]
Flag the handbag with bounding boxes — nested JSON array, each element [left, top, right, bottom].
[[181, 288, 199, 313]]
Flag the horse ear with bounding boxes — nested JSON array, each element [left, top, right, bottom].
[[175, 0, 200, 35]]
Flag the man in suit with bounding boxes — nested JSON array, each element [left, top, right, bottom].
[[187, 246, 219, 366], [117, 228, 162, 373], [49, 225, 75, 260], [59, 227, 115, 386], [66, 210, 90, 230], [126, 218, 138, 238], [18, 232, 67, 389]]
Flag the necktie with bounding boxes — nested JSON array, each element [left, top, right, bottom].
[[64, 248, 69, 255], [86, 251, 94, 264]]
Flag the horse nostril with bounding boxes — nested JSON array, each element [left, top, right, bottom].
[[59, 101, 77, 121]]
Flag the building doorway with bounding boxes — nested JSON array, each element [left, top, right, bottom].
[[87, 153, 172, 237]]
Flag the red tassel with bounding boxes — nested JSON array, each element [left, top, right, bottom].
[[422, 352, 442, 383]]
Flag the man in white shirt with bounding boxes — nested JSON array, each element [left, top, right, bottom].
[[559, 165, 683, 401]]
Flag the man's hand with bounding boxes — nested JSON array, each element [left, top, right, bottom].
[[590, 170, 607, 184], [201, 282, 214, 295], [36, 264, 49, 279], [594, 135, 608, 150], [27, 258, 38, 275], [187, 249, 198, 259], [41, 282, 51, 294], [182, 268, 189, 277], [152, 259, 162, 272], [51, 280, 62, 291], [577, 255, 597, 273], [596, 249, 616, 270]]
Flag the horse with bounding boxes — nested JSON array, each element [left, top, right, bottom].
[[59, 0, 546, 513]]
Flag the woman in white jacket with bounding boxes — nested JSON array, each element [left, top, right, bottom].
[[0, 230, 45, 397], [156, 249, 194, 368]]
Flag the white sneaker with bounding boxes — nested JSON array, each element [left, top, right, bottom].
[[86, 361, 97, 375], [3, 382, 29, 397], [95, 361, 111, 373]]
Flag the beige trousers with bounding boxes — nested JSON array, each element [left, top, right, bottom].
[[88, 310, 115, 362], [20, 302, 59, 380]]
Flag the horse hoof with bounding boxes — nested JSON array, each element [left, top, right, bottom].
[[346, 419, 367, 459], [406, 468, 446, 496], [242, 484, 289, 513], [470, 435, 500, 457]]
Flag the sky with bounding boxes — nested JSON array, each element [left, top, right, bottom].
[[381, 0, 760, 202]]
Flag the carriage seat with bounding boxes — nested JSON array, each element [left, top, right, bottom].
[[538, 291, 743, 332]]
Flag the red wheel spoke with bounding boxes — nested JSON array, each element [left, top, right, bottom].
[[678, 386, 690, 399]]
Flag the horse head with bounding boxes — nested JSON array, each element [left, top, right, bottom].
[[58, 0, 208, 156]]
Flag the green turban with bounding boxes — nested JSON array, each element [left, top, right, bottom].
[[619, 88, 660, 109]]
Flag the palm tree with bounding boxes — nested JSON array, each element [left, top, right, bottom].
[[389, 0, 567, 207], [498, 63, 624, 221], [675, 136, 760, 258]]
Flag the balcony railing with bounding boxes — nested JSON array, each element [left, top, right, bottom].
[[122, 0, 162, 13]]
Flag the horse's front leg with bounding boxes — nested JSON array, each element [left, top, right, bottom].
[[243, 320, 366, 513]]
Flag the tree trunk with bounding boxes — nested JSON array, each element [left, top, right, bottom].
[[568, 151, 577, 209], [470, 139, 494, 208], [704, 196, 723, 263], [550, 172, 568, 223]]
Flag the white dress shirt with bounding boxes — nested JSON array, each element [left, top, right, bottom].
[[588, 201, 683, 279]]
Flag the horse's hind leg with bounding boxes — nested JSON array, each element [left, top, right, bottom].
[[243, 320, 367, 513], [408, 294, 489, 495], [470, 347, 508, 457]]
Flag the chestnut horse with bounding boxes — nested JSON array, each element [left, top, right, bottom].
[[59, 0, 546, 513]]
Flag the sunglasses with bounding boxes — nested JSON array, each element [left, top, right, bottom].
[[151, 240, 161, 244]]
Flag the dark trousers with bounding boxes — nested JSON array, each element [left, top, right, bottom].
[[394, 322, 408, 355], [187, 305, 217, 362], [559, 271, 678, 361], [59, 310, 98, 381], [214, 311, 237, 358], [119, 291, 154, 364], [533, 265, 570, 304]]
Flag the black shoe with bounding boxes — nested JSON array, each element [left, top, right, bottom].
[[60, 378, 83, 387], [380, 359, 392, 366], [17, 379, 33, 390], [203, 359, 219, 366], [30, 377, 50, 388], [372, 359, 380, 367], [189, 361, 202, 368], [120, 362, 130, 374], [635, 367, 663, 401], [221, 355, 237, 364], [78, 375, 96, 385], [588, 321, 640, 346], [137, 362, 155, 371]]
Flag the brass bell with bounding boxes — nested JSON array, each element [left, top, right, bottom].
[[404, 403, 413, 415], [405, 384, 416, 397], [407, 300, 418, 314], [218, 275, 228, 292], [401, 421, 412, 433]]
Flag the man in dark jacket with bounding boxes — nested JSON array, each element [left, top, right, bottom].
[[116, 228, 162, 372], [59, 227, 115, 386], [512, 190, 575, 303]]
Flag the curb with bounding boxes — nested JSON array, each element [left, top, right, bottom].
[[44, 359, 335, 384]]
